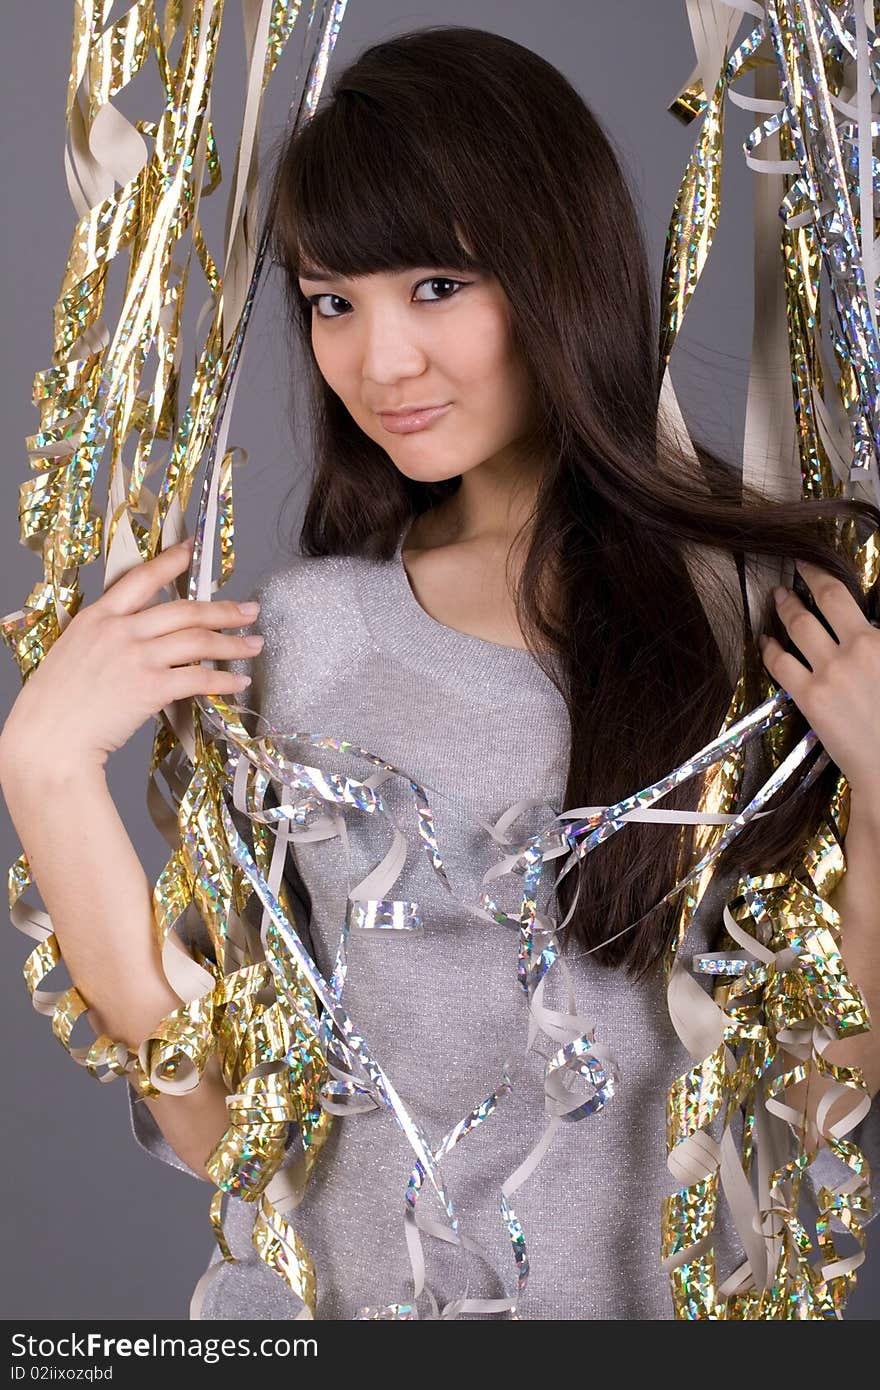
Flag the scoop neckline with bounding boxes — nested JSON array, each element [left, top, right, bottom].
[[351, 523, 565, 698], [395, 520, 541, 656]]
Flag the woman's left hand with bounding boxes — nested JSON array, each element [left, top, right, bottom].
[[757, 558, 880, 799]]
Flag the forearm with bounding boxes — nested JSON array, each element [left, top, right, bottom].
[[0, 748, 184, 1047], [0, 745, 232, 1182], [782, 787, 880, 1143], [820, 785, 880, 1098]]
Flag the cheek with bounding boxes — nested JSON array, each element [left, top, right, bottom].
[[310, 330, 354, 398], [310, 333, 331, 386], [450, 305, 533, 424], [445, 304, 518, 390]]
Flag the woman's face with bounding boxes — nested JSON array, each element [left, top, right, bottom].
[[296, 263, 541, 484]]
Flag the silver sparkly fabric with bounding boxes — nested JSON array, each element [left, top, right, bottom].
[[126, 539, 878, 1319]]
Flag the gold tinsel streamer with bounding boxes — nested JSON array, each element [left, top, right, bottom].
[[3, 1, 344, 1319], [658, 1, 877, 1317], [3, 0, 876, 1321]]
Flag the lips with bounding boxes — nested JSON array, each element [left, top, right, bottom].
[[378, 403, 452, 434]]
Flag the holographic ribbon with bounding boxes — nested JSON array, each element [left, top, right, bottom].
[[3, 0, 349, 1320], [657, 0, 878, 1317], [184, 656, 814, 1317], [4, 0, 877, 1321]]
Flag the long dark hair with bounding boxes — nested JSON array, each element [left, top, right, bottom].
[[265, 24, 879, 976]]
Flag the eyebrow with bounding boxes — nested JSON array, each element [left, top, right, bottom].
[[297, 268, 339, 282]]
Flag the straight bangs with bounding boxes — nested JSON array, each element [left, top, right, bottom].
[[269, 93, 486, 292]]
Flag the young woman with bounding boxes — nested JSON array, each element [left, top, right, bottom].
[[3, 26, 879, 1321]]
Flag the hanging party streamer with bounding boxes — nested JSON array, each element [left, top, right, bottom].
[[3, 0, 877, 1319], [658, 0, 878, 1317]]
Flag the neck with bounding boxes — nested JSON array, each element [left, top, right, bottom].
[[411, 441, 544, 554]]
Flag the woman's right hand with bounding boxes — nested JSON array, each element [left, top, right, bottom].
[[0, 537, 263, 775]]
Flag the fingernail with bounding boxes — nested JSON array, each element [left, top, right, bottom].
[[238, 601, 260, 616], [757, 633, 767, 649], [773, 585, 788, 605], [244, 634, 264, 648]]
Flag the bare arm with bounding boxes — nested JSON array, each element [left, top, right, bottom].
[[806, 787, 880, 1113], [0, 748, 232, 1182], [0, 540, 260, 1186]]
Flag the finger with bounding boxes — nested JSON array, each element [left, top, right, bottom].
[[773, 584, 838, 672], [165, 665, 252, 704], [149, 628, 264, 666], [758, 633, 812, 703], [99, 538, 195, 617], [794, 559, 869, 644], [132, 596, 260, 640]]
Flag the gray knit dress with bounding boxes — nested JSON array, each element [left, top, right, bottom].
[[126, 532, 879, 1319]]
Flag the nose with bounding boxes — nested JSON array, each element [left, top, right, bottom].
[[358, 306, 428, 388]]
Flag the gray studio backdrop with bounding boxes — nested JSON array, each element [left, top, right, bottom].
[[2, 1, 876, 1320]]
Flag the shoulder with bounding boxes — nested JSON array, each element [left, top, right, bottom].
[[245, 550, 385, 647], [236, 551, 378, 719], [250, 551, 361, 617]]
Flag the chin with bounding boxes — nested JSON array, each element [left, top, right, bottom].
[[395, 467, 466, 487], [384, 448, 468, 486]]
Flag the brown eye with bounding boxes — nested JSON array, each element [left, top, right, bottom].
[[308, 293, 351, 319], [413, 277, 467, 302]]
